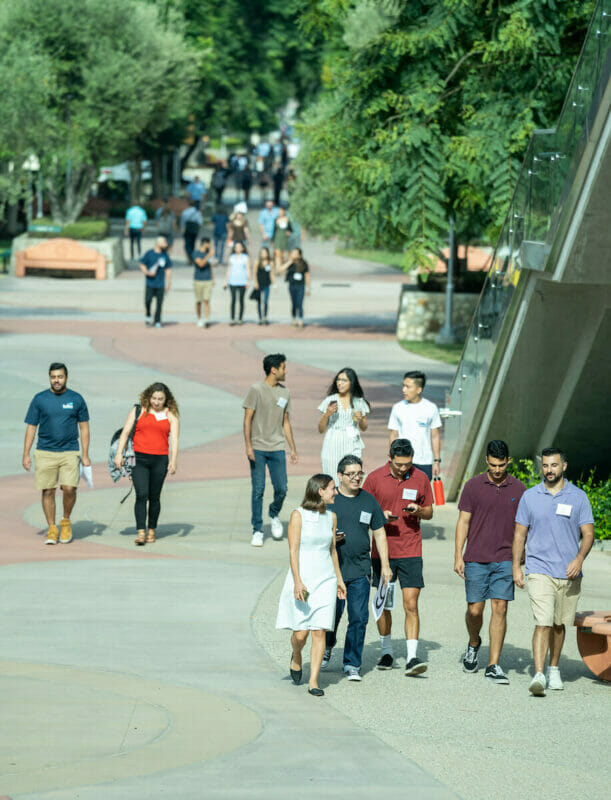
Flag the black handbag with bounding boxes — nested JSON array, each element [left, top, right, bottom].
[[249, 287, 261, 301]]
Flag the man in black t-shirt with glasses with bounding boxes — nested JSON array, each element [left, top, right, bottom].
[[322, 455, 392, 681]]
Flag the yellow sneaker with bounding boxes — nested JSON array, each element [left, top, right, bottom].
[[45, 525, 59, 545], [59, 518, 73, 544]]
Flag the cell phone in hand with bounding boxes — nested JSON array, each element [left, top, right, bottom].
[[336, 531, 346, 545], [302, 589, 310, 602], [387, 514, 399, 521]]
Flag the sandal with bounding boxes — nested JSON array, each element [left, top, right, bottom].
[[146, 530, 156, 543], [135, 530, 146, 546]]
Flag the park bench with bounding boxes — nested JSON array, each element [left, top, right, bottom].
[[574, 610, 611, 682], [15, 237, 106, 279]]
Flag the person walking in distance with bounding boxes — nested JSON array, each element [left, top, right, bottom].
[[22, 363, 90, 545], [114, 383, 179, 546], [253, 246, 274, 325], [276, 248, 311, 328], [454, 440, 527, 684], [243, 354, 298, 547], [192, 237, 214, 328], [139, 236, 172, 329], [363, 439, 434, 676], [224, 242, 251, 325], [318, 367, 370, 478], [512, 448, 594, 696], [258, 199, 278, 253], [180, 202, 203, 265], [388, 371, 442, 479], [321, 455, 392, 681], [124, 202, 147, 260], [186, 175, 206, 210], [211, 205, 230, 265]]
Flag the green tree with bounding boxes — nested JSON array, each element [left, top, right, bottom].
[[0, 0, 199, 223], [292, 0, 594, 268]]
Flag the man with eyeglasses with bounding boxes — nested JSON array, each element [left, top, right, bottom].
[[321, 455, 392, 681], [363, 439, 434, 676]]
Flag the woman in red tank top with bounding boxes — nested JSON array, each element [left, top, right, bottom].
[[114, 382, 179, 545]]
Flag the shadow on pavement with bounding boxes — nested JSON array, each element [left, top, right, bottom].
[[118, 522, 194, 539]]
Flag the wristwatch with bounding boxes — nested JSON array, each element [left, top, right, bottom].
[[434, 458, 441, 463]]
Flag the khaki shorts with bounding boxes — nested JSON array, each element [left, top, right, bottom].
[[527, 572, 582, 627], [34, 449, 80, 490], [193, 280, 212, 302]]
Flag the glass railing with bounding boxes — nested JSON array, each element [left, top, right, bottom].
[[443, 0, 610, 491]]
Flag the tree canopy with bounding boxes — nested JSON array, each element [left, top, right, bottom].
[[290, 0, 595, 267]]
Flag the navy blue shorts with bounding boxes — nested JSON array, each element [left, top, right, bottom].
[[464, 561, 514, 603]]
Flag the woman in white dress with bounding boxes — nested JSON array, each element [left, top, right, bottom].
[[276, 474, 346, 696], [318, 368, 370, 477]]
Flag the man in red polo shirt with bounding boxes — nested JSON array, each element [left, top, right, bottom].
[[363, 438, 434, 676], [454, 440, 526, 684]]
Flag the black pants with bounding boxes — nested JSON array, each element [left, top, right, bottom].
[[230, 285, 245, 321], [132, 452, 168, 529], [129, 228, 142, 260], [184, 233, 197, 264], [145, 286, 164, 324]]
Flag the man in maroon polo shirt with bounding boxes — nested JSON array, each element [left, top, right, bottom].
[[363, 438, 434, 676], [454, 440, 526, 684]]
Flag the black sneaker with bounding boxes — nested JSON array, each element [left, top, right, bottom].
[[321, 648, 332, 669], [485, 664, 509, 684], [462, 636, 481, 673], [405, 657, 428, 676], [376, 653, 394, 670]]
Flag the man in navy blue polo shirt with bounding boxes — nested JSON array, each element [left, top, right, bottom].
[[454, 440, 526, 684], [23, 362, 90, 545], [513, 448, 594, 696], [139, 236, 172, 328]]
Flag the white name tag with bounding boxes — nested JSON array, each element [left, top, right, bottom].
[[293, 272, 303, 281], [556, 503, 572, 517], [402, 488, 417, 501], [359, 511, 372, 525], [153, 411, 168, 421], [265, 265, 271, 272], [276, 396, 288, 409]]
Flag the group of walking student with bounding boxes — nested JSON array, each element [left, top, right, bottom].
[[23, 358, 595, 702]]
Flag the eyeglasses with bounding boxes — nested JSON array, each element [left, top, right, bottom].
[[342, 471, 364, 479]]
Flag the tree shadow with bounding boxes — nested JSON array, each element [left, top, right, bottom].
[[118, 522, 194, 540], [422, 523, 446, 540]]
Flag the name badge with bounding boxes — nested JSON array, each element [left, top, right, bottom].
[[265, 265, 271, 272], [556, 504, 572, 517], [62, 402, 74, 409], [154, 411, 168, 421], [276, 396, 288, 409], [293, 272, 303, 281], [359, 511, 372, 525], [402, 488, 417, 501]]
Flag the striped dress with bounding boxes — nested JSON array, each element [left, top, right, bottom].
[[318, 394, 369, 477]]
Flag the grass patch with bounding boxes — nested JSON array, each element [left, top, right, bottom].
[[336, 246, 404, 269], [399, 339, 463, 365], [29, 217, 109, 240]]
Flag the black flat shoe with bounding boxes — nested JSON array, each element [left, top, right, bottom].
[[308, 687, 324, 697], [289, 654, 302, 685]]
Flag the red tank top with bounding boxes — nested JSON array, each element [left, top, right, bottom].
[[133, 411, 170, 455]]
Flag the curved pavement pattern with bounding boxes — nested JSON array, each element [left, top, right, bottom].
[[0, 224, 608, 799]]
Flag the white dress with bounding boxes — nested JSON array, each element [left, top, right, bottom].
[[318, 394, 369, 477], [276, 508, 337, 631]]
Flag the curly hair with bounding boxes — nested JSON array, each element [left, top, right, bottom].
[[139, 382, 179, 416]]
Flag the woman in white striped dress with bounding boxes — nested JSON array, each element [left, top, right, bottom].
[[318, 368, 370, 477]]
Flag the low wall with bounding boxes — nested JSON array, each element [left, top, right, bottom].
[[396, 284, 479, 342], [10, 234, 125, 279]]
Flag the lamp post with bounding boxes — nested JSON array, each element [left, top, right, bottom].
[[436, 215, 458, 345]]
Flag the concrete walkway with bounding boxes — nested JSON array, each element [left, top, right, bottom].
[[0, 223, 608, 800]]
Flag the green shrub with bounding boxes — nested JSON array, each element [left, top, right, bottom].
[[30, 217, 109, 240]]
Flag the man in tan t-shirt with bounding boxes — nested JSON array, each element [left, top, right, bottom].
[[243, 353, 298, 547]]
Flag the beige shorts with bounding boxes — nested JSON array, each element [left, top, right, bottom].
[[34, 449, 80, 490], [527, 572, 582, 627], [193, 280, 212, 302]]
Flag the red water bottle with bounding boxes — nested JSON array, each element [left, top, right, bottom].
[[433, 477, 445, 506]]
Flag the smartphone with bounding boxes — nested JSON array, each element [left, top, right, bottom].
[[336, 531, 346, 545], [387, 514, 399, 521], [302, 589, 310, 602]]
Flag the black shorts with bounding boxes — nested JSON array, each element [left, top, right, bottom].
[[372, 557, 424, 589]]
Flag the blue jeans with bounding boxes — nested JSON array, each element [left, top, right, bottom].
[[214, 235, 227, 263], [249, 449, 287, 532], [325, 575, 370, 669], [257, 285, 270, 319], [289, 283, 305, 319]]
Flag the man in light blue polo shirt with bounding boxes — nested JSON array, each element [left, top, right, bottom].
[[124, 204, 148, 260], [258, 199, 278, 251], [512, 448, 594, 696]]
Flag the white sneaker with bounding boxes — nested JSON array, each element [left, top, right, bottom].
[[546, 666, 564, 690], [251, 531, 264, 547], [344, 666, 362, 682], [197, 318, 204, 328], [528, 672, 547, 696], [270, 516, 283, 540]]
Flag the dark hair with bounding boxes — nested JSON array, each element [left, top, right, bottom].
[[404, 370, 426, 389], [301, 474, 334, 512], [255, 247, 271, 270], [487, 440, 509, 460], [337, 454, 363, 474], [200, 236, 211, 245], [49, 362, 67, 377], [139, 382, 179, 417], [390, 438, 414, 458], [326, 367, 370, 411], [541, 447, 567, 462], [232, 241, 247, 255], [263, 353, 286, 375]]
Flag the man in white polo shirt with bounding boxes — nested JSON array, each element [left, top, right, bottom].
[[388, 371, 442, 480]]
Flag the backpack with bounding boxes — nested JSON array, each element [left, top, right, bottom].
[[108, 404, 141, 484], [158, 214, 173, 235]]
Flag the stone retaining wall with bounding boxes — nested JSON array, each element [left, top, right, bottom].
[[10, 235, 125, 279], [396, 284, 479, 341]]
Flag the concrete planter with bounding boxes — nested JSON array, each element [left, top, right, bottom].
[[396, 283, 479, 342]]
